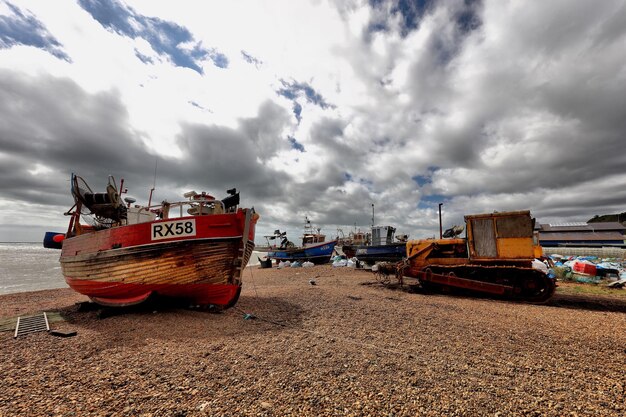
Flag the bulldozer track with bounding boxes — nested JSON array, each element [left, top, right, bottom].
[[411, 264, 556, 303]]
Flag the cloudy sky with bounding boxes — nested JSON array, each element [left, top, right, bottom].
[[0, 0, 625, 243]]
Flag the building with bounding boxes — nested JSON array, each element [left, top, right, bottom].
[[537, 222, 626, 247]]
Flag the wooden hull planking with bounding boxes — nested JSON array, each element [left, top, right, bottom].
[[60, 209, 257, 307]]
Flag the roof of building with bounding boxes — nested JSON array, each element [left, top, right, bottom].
[[538, 222, 626, 232], [538, 231, 625, 242]]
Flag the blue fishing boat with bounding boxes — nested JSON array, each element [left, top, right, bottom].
[[340, 225, 408, 264], [266, 217, 337, 264]]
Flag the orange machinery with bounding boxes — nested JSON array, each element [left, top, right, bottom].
[[403, 210, 555, 303]]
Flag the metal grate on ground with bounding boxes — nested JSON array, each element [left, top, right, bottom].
[[13, 312, 50, 338]]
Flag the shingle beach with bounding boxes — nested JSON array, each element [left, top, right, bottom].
[[1, 265, 625, 416]]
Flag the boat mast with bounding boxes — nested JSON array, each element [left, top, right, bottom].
[[147, 158, 158, 207]]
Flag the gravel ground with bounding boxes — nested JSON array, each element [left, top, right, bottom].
[[1, 265, 625, 416]]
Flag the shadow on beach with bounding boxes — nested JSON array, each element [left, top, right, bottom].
[[363, 280, 626, 314], [543, 292, 626, 313], [53, 294, 306, 344]]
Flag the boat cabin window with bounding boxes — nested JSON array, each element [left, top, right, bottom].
[[371, 226, 396, 246], [303, 234, 325, 245]]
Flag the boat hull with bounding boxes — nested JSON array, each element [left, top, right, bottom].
[[268, 240, 337, 264], [341, 243, 406, 264], [60, 210, 256, 308]]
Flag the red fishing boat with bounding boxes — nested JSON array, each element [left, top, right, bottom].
[[58, 173, 259, 308]]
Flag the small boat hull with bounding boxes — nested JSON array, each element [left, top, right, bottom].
[[341, 243, 406, 264], [268, 240, 337, 264], [60, 210, 256, 308]]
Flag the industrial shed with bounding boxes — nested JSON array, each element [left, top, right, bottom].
[[537, 222, 626, 247]]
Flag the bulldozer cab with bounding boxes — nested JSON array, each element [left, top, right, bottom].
[[466, 210, 536, 261]]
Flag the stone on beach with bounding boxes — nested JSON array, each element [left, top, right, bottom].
[[1, 265, 625, 416]]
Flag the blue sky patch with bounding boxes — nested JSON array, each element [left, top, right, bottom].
[[292, 102, 302, 124], [455, 0, 482, 35], [368, 0, 432, 38], [241, 50, 262, 68], [412, 166, 440, 186], [277, 79, 334, 109], [366, 20, 388, 36], [418, 193, 447, 209], [189, 101, 212, 113], [343, 172, 375, 189], [288, 136, 305, 152], [277, 79, 334, 122], [0, 2, 70, 61], [79, 0, 227, 74], [134, 49, 153, 64], [368, 1, 480, 40], [431, 1, 483, 66], [393, 0, 431, 36], [412, 174, 431, 187]]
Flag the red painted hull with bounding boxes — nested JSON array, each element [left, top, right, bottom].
[[65, 279, 241, 307], [60, 209, 257, 308]]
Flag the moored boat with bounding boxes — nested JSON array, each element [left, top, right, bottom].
[[340, 225, 407, 264], [266, 217, 337, 264], [58, 174, 258, 308]]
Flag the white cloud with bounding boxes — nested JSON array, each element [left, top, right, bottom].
[[1, 0, 625, 242]]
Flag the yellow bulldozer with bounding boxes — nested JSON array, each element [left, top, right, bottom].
[[402, 210, 555, 303]]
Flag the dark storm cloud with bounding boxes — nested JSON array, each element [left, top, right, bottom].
[[0, 70, 158, 206], [399, 0, 626, 213], [314, 188, 376, 227], [2, 1, 625, 243], [173, 119, 291, 199], [307, 117, 349, 153], [239, 100, 295, 162], [0, 70, 292, 214], [326, 0, 626, 235], [0, 1, 70, 61], [78, 0, 227, 73], [252, 116, 387, 234], [0, 153, 65, 205]]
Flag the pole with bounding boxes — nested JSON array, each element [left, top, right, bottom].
[[371, 204, 375, 227], [438, 203, 443, 239], [148, 158, 158, 207]]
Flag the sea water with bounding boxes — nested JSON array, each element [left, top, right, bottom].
[[0, 242, 265, 296], [0, 242, 65, 295]]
